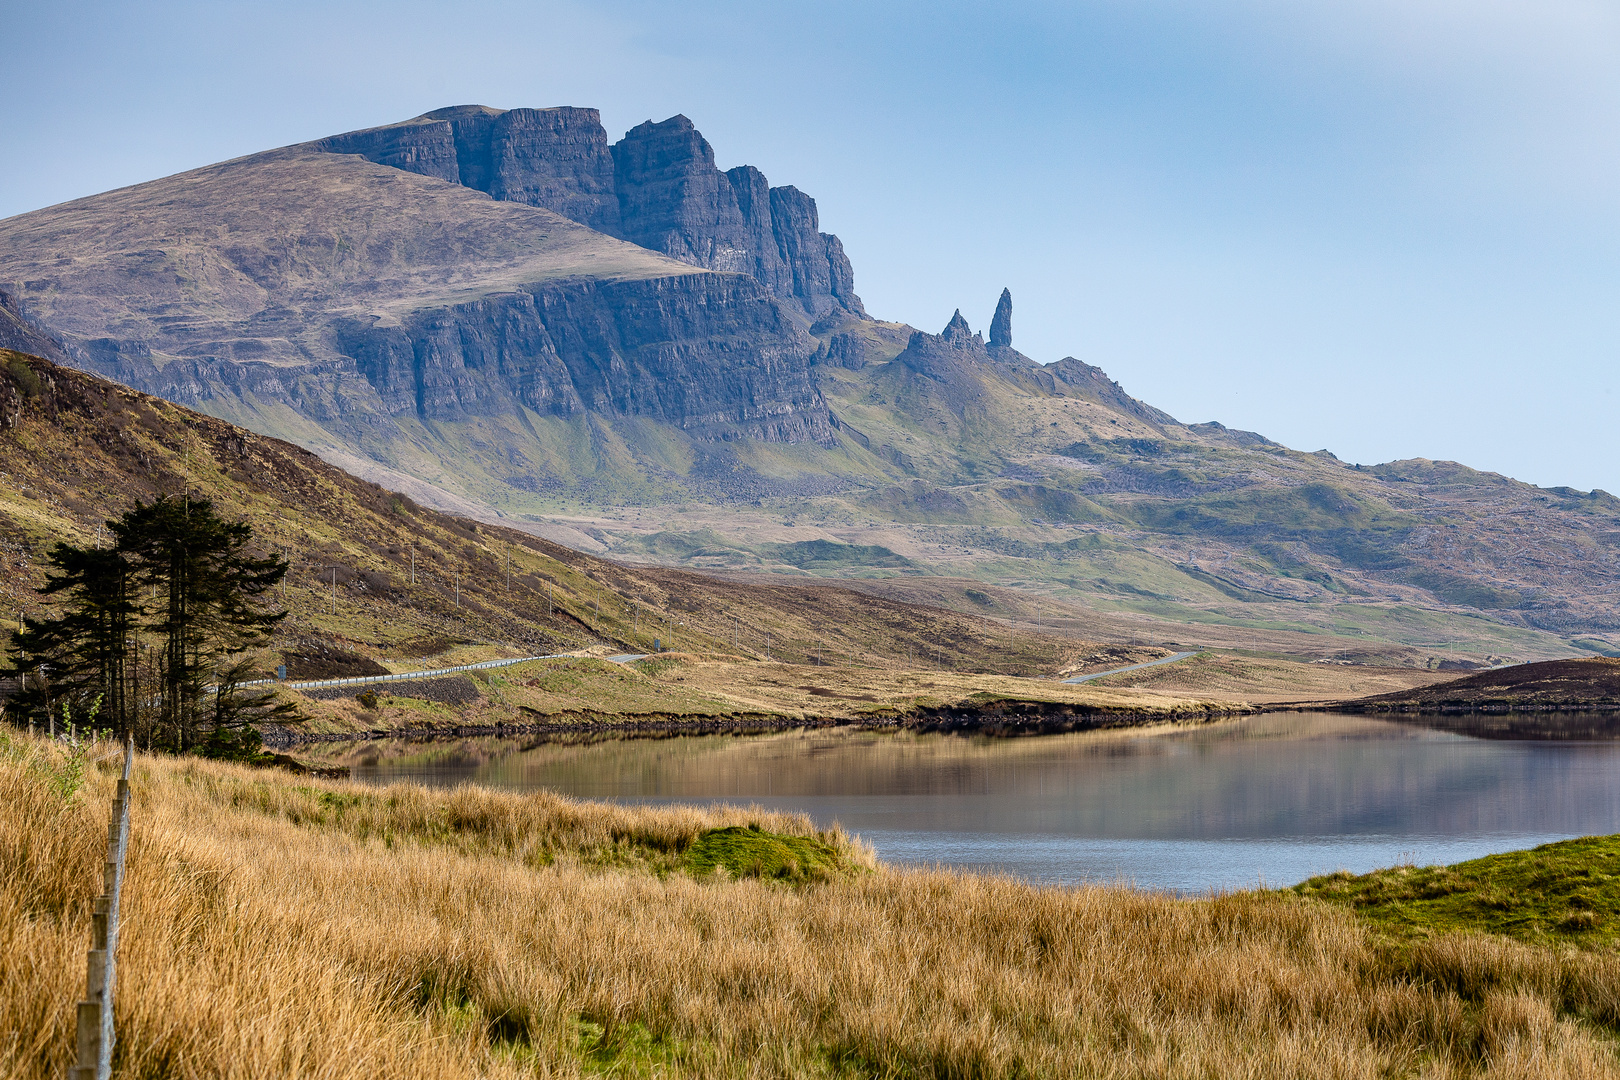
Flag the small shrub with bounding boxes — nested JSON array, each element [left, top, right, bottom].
[[198, 725, 266, 763], [5, 354, 41, 398]]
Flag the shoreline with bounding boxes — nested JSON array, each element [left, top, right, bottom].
[[261, 699, 1257, 749], [261, 697, 1620, 750]]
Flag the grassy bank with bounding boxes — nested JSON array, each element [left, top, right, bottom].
[[6, 733, 1620, 1078], [1298, 836, 1620, 947]]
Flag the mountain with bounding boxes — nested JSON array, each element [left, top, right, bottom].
[[2, 105, 1617, 665], [0, 134, 845, 507]]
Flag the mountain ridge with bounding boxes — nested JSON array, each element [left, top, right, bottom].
[[312, 106, 864, 321]]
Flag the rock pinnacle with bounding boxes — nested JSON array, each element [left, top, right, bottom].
[[989, 288, 1012, 349]]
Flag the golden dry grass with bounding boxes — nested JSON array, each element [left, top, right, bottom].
[[5, 732, 1620, 1079], [1083, 651, 1453, 704]]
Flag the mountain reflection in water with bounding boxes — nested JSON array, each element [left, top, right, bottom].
[[343, 712, 1620, 892]]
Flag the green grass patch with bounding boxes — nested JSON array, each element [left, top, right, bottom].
[[632, 655, 682, 677], [683, 825, 848, 885], [766, 538, 912, 571], [575, 1018, 686, 1077], [1295, 835, 1620, 947]]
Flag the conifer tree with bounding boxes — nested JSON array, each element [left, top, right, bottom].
[[5, 495, 291, 753], [7, 544, 134, 729], [112, 496, 288, 750]]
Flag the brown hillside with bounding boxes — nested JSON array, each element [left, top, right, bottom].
[[0, 349, 1103, 681], [1350, 657, 1620, 709]]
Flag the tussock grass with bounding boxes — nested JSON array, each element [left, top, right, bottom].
[[5, 733, 1620, 1078], [683, 825, 846, 885]]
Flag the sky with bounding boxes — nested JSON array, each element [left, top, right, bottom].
[[3, 0, 1618, 491]]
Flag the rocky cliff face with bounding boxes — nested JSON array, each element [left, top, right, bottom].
[[610, 116, 755, 275], [315, 105, 624, 235], [311, 107, 864, 321], [0, 287, 71, 365], [332, 273, 829, 443], [483, 107, 623, 235]]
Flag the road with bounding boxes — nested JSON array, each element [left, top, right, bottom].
[[248, 653, 567, 691], [1061, 651, 1199, 685]]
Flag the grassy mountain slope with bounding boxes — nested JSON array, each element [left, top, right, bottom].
[[5, 348, 1266, 731], [559, 319, 1619, 665]]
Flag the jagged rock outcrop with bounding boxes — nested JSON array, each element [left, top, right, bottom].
[[989, 288, 1013, 349], [610, 116, 754, 274], [941, 309, 979, 344], [888, 303, 1174, 429], [311, 107, 864, 320], [315, 105, 624, 235], [894, 311, 1002, 392]]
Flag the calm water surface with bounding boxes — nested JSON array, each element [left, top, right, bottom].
[[345, 712, 1620, 892]]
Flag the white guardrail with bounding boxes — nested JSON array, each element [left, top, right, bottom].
[[243, 653, 569, 692]]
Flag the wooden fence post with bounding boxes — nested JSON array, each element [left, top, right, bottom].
[[69, 729, 132, 1080]]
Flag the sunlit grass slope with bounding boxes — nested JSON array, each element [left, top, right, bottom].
[[1298, 836, 1620, 948]]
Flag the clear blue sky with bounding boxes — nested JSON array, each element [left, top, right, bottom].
[[4, 0, 1617, 491]]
